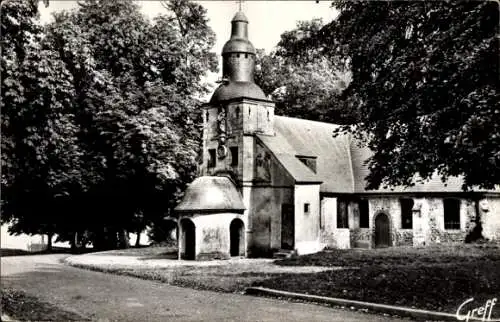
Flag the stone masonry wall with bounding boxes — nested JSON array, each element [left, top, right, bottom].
[[479, 197, 500, 241]]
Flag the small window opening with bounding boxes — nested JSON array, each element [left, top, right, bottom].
[[208, 149, 216, 168], [337, 199, 349, 228], [359, 199, 369, 228], [444, 198, 461, 230], [304, 203, 310, 214], [245, 53, 248, 58], [297, 156, 317, 173], [400, 198, 414, 229], [230, 146, 238, 166]]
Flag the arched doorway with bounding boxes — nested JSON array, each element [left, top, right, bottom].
[[375, 213, 391, 248], [180, 219, 196, 260], [230, 219, 245, 257]]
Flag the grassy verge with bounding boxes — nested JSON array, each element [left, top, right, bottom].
[[93, 245, 178, 258], [1, 288, 89, 321], [275, 243, 500, 267], [70, 262, 286, 293], [73, 247, 332, 293], [263, 244, 500, 313]]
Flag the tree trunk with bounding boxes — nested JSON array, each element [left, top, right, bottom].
[[465, 199, 484, 243], [70, 232, 77, 252], [135, 229, 142, 247], [118, 229, 130, 249], [47, 232, 53, 251]]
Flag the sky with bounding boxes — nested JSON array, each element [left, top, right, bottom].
[[38, 1, 338, 57]]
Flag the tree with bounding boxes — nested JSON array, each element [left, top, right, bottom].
[[1, 0, 84, 250], [254, 19, 352, 123], [323, 1, 499, 190], [44, 0, 217, 249], [1, 0, 217, 250]]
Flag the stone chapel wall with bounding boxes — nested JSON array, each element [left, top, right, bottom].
[[319, 197, 351, 249], [294, 184, 321, 255], [479, 197, 500, 241], [244, 139, 294, 257]]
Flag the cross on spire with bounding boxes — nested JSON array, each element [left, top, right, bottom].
[[236, 0, 245, 11]]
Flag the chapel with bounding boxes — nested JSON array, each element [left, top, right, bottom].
[[173, 11, 500, 260]]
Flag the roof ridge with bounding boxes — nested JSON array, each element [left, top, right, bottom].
[[275, 115, 342, 128]]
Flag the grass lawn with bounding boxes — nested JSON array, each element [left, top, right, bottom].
[[68, 244, 500, 314], [71, 246, 328, 293], [80, 264, 284, 293], [1, 288, 89, 321], [257, 244, 500, 313]]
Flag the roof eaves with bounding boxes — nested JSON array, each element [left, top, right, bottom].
[[175, 208, 246, 214], [295, 181, 323, 185]]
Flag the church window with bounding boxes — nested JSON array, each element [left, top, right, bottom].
[[444, 198, 461, 229], [304, 203, 310, 214], [206, 110, 209, 121], [297, 156, 317, 173], [230, 146, 238, 166], [337, 199, 349, 228], [208, 149, 216, 168], [359, 199, 369, 228], [400, 198, 414, 229], [245, 53, 248, 58]]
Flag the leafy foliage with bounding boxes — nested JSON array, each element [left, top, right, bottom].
[[1, 0, 83, 240], [1, 0, 217, 249], [326, 1, 499, 190], [254, 19, 352, 123]]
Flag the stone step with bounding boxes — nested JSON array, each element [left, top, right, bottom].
[[273, 249, 295, 259]]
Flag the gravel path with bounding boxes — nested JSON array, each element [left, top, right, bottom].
[[1, 254, 407, 321]]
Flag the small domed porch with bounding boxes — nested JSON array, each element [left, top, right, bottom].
[[174, 176, 246, 260]]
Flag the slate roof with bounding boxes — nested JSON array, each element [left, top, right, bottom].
[[258, 116, 350, 191], [175, 176, 246, 212], [232, 11, 248, 22], [258, 116, 500, 194], [210, 81, 266, 103]]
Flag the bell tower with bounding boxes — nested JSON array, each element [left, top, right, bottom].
[[222, 11, 255, 83], [201, 10, 275, 183]]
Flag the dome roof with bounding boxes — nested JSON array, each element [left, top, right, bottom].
[[175, 176, 245, 213], [222, 37, 255, 54], [232, 11, 248, 22], [210, 81, 267, 103]]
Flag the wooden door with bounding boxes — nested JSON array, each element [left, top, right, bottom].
[[182, 219, 196, 260], [281, 204, 294, 249], [230, 219, 244, 256], [375, 213, 390, 248]]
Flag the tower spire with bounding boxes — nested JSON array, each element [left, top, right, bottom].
[[236, 0, 244, 11], [210, 10, 267, 103], [220, 10, 255, 83]]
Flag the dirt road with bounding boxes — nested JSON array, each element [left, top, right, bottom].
[[1, 254, 407, 321]]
